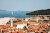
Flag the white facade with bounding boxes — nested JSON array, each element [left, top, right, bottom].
[[25, 18, 28, 21], [17, 23, 27, 29], [0, 17, 15, 25], [10, 19, 13, 27]]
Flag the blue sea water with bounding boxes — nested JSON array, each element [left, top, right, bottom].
[[0, 11, 35, 18]]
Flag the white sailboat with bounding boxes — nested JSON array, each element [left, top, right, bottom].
[[11, 10, 13, 15]]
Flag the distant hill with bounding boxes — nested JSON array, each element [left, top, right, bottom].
[[0, 9, 6, 11], [26, 9, 50, 15]]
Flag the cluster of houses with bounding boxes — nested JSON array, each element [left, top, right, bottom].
[[0, 16, 50, 33]]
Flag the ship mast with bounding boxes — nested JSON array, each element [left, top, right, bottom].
[[11, 10, 13, 16]]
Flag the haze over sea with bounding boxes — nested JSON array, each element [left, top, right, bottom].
[[0, 0, 50, 18], [0, 11, 35, 18]]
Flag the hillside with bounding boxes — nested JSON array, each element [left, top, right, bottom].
[[26, 9, 50, 15]]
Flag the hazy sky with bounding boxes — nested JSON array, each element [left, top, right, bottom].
[[0, 0, 50, 11]]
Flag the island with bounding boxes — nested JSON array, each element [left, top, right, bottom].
[[26, 9, 50, 15], [0, 9, 6, 11]]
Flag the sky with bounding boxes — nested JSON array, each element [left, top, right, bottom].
[[0, 0, 50, 11]]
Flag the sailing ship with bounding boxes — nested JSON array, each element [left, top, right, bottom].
[[11, 10, 13, 16]]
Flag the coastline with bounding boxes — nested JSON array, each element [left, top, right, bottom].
[[26, 15, 50, 16]]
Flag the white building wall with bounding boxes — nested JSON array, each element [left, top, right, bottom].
[[0, 17, 15, 25], [25, 18, 28, 21], [17, 24, 27, 29]]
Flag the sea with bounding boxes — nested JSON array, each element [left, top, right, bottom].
[[0, 11, 35, 18]]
